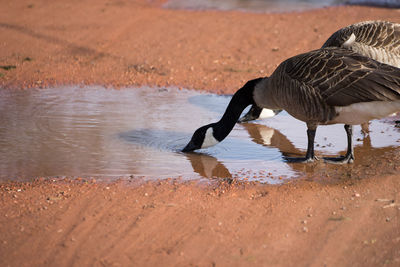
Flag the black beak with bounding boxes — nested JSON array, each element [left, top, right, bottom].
[[238, 105, 263, 123], [182, 140, 197, 152]]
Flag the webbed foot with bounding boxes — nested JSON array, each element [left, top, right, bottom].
[[284, 156, 319, 163], [323, 154, 354, 164]]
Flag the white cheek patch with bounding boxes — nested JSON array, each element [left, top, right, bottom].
[[343, 33, 356, 48], [259, 108, 277, 119], [201, 128, 219, 149]]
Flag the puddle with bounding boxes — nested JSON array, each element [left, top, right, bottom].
[[163, 0, 399, 13], [164, 0, 340, 13], [1, 86, 400, 183]]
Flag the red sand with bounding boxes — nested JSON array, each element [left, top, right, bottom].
[[0, 0, 400, 266]]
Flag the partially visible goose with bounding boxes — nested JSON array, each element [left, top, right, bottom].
[[323, 20, 400, 65], [183, 47, 400, 163], [239, 20, 400, 123]]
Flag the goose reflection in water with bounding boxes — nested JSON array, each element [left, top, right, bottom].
[[240, 123, 302, 158], [184, 152, 232, 179], [240, 121, 400, 178]]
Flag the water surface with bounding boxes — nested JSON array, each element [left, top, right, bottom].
[[164, 0, 400, 13], [1, 86, 399, 183]]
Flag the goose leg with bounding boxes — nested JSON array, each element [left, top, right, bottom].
[[324, 124, 354, 164], [284, 125, 318, 163]]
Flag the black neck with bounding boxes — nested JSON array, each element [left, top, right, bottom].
[[213, 78, 262, 141]]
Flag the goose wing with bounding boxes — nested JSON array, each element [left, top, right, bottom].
[[282, 47, 400, 107]]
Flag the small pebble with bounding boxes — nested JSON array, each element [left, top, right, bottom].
[[303, 227, 309, 233], [386, 217, 391, 222]]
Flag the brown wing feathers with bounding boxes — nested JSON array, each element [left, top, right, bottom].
[[281, 48, 400, 107]]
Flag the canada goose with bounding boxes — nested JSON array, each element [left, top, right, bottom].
[[239, 20, 400, 123], [182, 47, 400, 163]]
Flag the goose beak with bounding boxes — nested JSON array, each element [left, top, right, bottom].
[[182, 140, 197, 152]]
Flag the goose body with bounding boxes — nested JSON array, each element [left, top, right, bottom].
[[239, 20, 400, 123], [183, 47, 400, 163], [254, 48, 400, 125]]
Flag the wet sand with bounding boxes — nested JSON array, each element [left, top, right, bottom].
[[1, 0, 400, 266]]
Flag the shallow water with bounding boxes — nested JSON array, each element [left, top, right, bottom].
[[164, 0, 339, 13], [0, 86, 399, 183], [164, 0, 399, 13]]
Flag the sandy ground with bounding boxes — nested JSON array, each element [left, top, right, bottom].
[[1, 0, 400, 266]]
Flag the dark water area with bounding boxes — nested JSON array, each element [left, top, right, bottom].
[[1, 86, 400, 183], [164, 0, 400, 13]]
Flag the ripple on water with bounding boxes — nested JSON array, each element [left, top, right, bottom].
[[0, 86, 399, 183]]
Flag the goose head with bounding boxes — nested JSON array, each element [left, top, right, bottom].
[[182, 77, 264, 153], [182, 123, 220, 152]]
